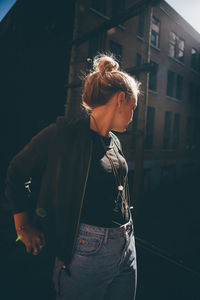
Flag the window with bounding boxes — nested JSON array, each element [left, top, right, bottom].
[[149, 61, 158, 91], [169, 32, 185, 63], [198, 52, 200, 72], [191, 48, 197, 69], [197, 86, 200, 107], [130, 105, 139, 151], [143, 169, 152, 194], [132, 105, 139, 131], [110, 40, 122, 65], [91, 0, 106, 14], [188, 82, 199, 105], [188, 81, 196, 104], [166, 70, 174, 97], [88, 31, 106, 60], [169, 32, 176, 58], [111, 0, 125, 16], [178, 38, 185, 63], [185, 116, 193, 151], [188, 82, 195, 104], [144, 106, 155, 149], [193, 118, 199, 151], [135, 53, 142, 80], [194, 118, 200, 150], [163, 111, 172, 150], [127, 170, 134, 205], [166, 71, 183, 100], [160, 166, 176, 185], [151, 16, 160, 48], [194, 85, 198, 106], [176, 75, 183, 100], [190, 48, 200, 72], [137, 11, 145, 38], [172, 114, 180, 150], [136, 53, 142, 66]]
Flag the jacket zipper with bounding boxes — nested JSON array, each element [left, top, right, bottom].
[[70, 139, 93, 259]]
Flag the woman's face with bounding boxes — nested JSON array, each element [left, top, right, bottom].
[[112, 92, 137, 133]]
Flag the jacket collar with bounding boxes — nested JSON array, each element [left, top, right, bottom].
[[56, 113, 122, 153]]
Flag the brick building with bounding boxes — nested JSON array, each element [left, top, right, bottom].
[[66, 0, 200, 197], [0, 3, 199, 299]]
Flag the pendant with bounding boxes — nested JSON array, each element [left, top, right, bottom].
[[118, 185, 124, 191]]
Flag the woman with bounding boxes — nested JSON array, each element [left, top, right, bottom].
[[5, 54, 141, 300]]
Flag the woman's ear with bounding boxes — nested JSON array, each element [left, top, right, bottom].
[[117, 91, 125, 108]]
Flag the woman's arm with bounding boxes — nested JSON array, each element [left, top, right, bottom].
[[5, 122, 56, 214], [5, 123, 56, 254], [14, 211, 30, 228]]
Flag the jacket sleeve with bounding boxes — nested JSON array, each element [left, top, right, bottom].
[[4, 122, 56, 214]]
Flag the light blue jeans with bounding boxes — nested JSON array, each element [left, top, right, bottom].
[[52, 217, 137, 300]]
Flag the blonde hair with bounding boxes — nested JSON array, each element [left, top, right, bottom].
[[81, 53, 141, 111]]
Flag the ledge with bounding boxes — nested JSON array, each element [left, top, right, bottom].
[[89, 8, 126, 30], [161, 149, 177, 153], [189, 67, 200, 77], [89, 7, 110, 21], [168, 55, 185, 67], [137, 35, 144, 42], [150, 44, 160, 52], [166, 95, 182, 103], [148, 89, 158, 95]]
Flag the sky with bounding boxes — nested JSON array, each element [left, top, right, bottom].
[[0, 0, 200, 34], [165, 0, 200, 34], [0, 0, 16, 22]]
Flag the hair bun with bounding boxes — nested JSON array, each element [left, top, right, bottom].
[[93, 54, 119, 74]]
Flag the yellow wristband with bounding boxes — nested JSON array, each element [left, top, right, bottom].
[[16, 235, 22, 242]]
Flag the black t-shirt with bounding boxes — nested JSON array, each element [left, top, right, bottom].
[[80, 128, 130, 227]]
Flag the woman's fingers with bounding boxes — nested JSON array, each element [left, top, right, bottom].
[[32, 235, 45, 255], [32, 241, 40, 255], [39, 231, 46, 248], [19, 227, 46, 255], [25, 242, 32, 254]]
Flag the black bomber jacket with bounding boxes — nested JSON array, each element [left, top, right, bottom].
[[5, 113, 131, 268]]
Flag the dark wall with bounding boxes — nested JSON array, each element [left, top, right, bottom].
[[0, 0, 75, 192]]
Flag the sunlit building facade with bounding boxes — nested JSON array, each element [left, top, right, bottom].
[[66, 0, 200, 196]]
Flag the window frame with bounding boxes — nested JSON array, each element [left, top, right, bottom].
[[172, 113, 180, 150], [151, 16, 160, 49], [111, 0, 125, 16], [191, 47, 198, 70], [163, 111, 172, 150], [109, 40, 123, 65], [91, 0, 107, 15], [166, 70, 175, 98], [144, 106, 155, 150], [149, 61, 158, 92], [176, 75, 183, 101], [137, 11, 145, 38], [169, 32, 185, 63]]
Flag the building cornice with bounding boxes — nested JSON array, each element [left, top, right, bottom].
[[160, 1, 200, 44]]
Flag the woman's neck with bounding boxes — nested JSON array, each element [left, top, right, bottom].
[[90, 113, 112, 137]]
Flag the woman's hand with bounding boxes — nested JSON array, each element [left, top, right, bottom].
[[16, 224, 46, 255]]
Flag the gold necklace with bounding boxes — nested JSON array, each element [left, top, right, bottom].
[[90, 114, 129, 220]]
